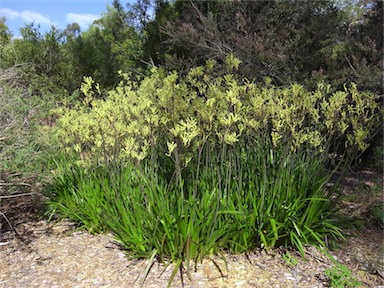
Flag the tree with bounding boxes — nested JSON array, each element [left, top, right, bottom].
[[0, 18, 14, 69], [141, 0, 178, 66], [64, 3, 143, 89], [1, 2, 143, 94], [321, 0, 383, 94], [1, 23, 78, 94], [0, 17, 12, 45], [64, 22, 81, 38], [142, 0, 344, 85]]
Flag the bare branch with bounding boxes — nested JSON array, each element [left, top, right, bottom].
[[0, 192, 36, 199], [0, 182, 32, 187]]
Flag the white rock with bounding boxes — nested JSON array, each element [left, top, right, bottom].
[[284, 272, 296, 281]]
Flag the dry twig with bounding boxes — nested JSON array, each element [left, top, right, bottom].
[[0, 192, 36, 199]]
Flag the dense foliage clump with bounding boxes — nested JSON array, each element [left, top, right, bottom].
[[43, 56, 380, 285], [55, 56, 379, 167]]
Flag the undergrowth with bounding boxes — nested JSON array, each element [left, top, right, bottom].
[[44, 143, 343, 286], [324, 264, 361, 288]]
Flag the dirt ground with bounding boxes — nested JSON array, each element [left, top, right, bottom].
[[0, 168, 383, 287]]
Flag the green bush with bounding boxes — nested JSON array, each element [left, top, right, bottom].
[[55, 56, 379, 165], [46, 144, 342, 284], [45, 141, 343, 285], [0, 79, 58, 182], [46, 56, 380, 285]]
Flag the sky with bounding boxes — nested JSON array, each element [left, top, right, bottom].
[[0, 0, 132, 38]]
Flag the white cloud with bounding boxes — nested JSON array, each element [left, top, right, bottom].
[[0, 8, 53, 26], [0, 8, 20, 20], [20, 11, 52, 26], [65, 13, 99, 30]]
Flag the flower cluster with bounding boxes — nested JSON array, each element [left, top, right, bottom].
[[55, 55, 380, 167]]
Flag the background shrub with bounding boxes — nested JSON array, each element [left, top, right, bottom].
[[0, 68, 58, 183]]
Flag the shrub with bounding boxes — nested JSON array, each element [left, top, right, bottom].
[[47, 55, 380, 285], [45, 145, 342, 285], [0, 75, 58, 182], [55, 56, 379, 173]]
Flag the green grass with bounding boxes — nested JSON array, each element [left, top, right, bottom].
[[44, 143, 344, 286], [324, 264, 361, 288], [282, 251, 299, 267]]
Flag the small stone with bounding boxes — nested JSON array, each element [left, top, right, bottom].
[[284, 272, 296, 281]]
